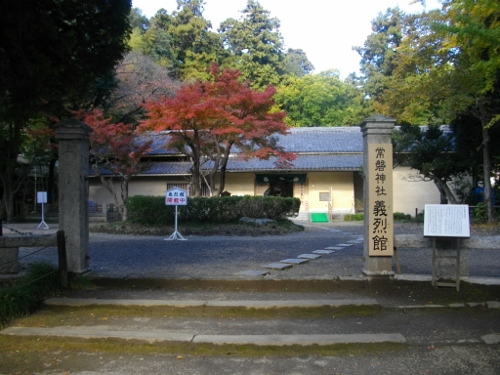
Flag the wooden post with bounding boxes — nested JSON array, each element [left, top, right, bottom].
[[57, 230, 69, 289]]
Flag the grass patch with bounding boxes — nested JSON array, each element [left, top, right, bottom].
[[0, 263, 61, 329]]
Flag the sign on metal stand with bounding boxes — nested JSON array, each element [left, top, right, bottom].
[[36, 191, 49, 230], [165, 187, 187, 241], [424, 204, 470, 291]]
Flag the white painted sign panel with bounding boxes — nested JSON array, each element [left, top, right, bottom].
[[165, 187, 188, 206], [424, 204, 470, 238], [37, 191, 47, 204]]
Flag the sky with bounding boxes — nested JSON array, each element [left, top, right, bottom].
[[132, 0, 442, 79]]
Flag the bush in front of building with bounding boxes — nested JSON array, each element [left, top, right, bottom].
[[343, 213, 364, 221], [343, 212, 415, 222], [127, 195, 301, 226]]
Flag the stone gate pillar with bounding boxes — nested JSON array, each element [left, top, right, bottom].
[[360, 115, 396, 276], [55, 118, 92, 274]]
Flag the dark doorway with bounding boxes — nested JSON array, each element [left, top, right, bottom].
[[267, 179, 293, 197]]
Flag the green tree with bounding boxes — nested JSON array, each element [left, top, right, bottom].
[[275, 71, 370, 127], [129, 7, 150, 31], [219, 0, 285, 89], [393, 123, 470, 204], [284, 48, 315, 77], [439, 0, 500, 221], [353, 7, 405, 108], [166, 0, 225, 80], [0, 0, 131, 221], [360, 1, 500, 220]]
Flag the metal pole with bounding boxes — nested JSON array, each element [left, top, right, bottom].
[[174, 205, 178, 234]]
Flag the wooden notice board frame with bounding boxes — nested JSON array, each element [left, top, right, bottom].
[[423, 204, 470, 291]]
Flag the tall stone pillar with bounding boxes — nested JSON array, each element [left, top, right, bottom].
[[360, 115, 396, 276], [55, 119, 92, 274]]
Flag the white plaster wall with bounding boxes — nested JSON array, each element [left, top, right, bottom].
[[224, 173, 256, 196], [89, 177, 176, 205], [393, 167, 440, 216], [306, 172, 355, 214]]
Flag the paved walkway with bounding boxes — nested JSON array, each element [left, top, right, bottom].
[[2, 220, 500, 283]]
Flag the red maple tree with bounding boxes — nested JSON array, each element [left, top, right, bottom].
[[77, 109, 152, 221], [141, 64, 295, 196]]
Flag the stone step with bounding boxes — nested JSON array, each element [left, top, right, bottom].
[[44, 297, 380, 308], [1, 326, 406, 346]]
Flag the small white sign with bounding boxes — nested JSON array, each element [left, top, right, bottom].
[[165, 187, 188, 206], [37, 191, 47, 204], [424, 204, 470, 238]]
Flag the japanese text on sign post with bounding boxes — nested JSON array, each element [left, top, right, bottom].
[[368, 144, 393, 256], [165, 188, 188, 206]]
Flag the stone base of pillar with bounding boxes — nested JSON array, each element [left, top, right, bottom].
[[362, 257, 394, 277]]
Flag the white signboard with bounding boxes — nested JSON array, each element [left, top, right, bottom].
[[424, 204, 470, 238], [165, 187, 188, 206], [37, 191, 47, 204]]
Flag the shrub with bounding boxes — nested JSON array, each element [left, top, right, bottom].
[[344, 213, 364, 221], [394, 212, 412, 221], [0, 263, 60, 328], [127, 195, 301, 226], [472, 202, 487, 223], [344, 212, 412, 221]]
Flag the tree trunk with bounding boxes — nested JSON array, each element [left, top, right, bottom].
[[218, 145, 233, 195], [432, 177, 458, 204], [0, 123, 23, 222], [1, 173, 15, 222], [99, 175, 128, 221], [477, 100, 495, 222], [481, 125, 494, 222]]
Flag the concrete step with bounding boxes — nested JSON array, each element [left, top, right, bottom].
[[44, 297, 379, 308], [1, 326, 407, 346]]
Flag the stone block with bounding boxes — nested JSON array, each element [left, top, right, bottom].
[[297, 254, 321, 260], [313, 250, 334, 254], [0, 247, 19, 274], [263, 263, 293, 270], [280, 258, 309, 265]]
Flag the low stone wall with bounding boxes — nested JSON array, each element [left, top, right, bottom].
[[394, 234, 500, 278], [395, 235, 500, 249], [0, 235, 57, 274]]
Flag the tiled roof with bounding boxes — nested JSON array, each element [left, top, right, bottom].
[[125, 154, 361, 175], [273, 127, 362, 153], [142, 126, 363, 155], [92, 127, 364, 176], [226, 153, 362, 172]]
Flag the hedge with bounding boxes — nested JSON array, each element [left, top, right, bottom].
[[127, 195, 301, 226]]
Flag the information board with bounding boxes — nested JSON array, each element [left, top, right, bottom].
[[424, 204, 470, 238]]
